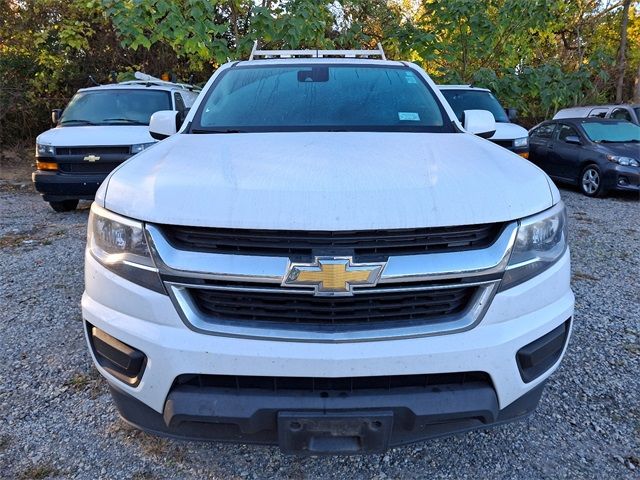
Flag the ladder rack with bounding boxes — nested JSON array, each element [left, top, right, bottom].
[[248, 41, 386, 61], [118, 72, 201, 92]]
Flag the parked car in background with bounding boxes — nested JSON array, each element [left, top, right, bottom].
[[82, 46, 573, 454], [32, 73, 200, 212], [529, 118, 640, 197], [439, 85, 529, 157], [553, 104, 640, 125]]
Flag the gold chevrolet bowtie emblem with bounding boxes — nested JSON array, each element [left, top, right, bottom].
[[282, 257, 385, 296], [84, 154, 100, 162]]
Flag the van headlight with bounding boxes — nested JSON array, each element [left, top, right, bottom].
[[87, 204, 165, 293], [131, 142, 155, 154], [513, 137, 528, 148], [36, 143, 55, 157], [500, 202, 567, 291]]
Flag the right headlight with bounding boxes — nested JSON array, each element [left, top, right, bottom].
[[500, 201, 567, 291], [87, 203, 165, 293]]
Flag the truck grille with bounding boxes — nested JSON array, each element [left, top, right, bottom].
[[490, 139, 513, 149], [158, 224, 502, 259], [188, 285, 476, 330], [174, 371, 492, 393]]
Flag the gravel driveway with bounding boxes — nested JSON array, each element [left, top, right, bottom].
[[1, 156, 638, 479]]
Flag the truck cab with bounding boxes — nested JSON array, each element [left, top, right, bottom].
[[32, 74, 200, 212], [439, 85, 530, 157]]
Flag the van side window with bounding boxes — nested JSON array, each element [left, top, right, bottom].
[[610, 108, 631, 121], [174, 92, 186, 113], [531, 123, 556, 139]]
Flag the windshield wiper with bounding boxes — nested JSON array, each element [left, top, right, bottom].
[[191, 128, 246, 134], [102, 118, 147, 125], [599, 139, 639, 143], [59, 119, 97, 125]]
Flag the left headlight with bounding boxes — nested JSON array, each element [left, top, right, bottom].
[[513, 137, 528, 148], [607, 154, 639, 167], [88, 204, 165, 293], [500, 201, 567, 291], [130, 142, 155, 154]]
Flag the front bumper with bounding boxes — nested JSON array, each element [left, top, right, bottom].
[[603, 164, 640, 192], [82, 249, 573, 450], [32, 170, 107, 201]]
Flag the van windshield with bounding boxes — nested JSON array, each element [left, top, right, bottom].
[[59, 89, 171, 126], [440, 89, 509, 123], [191, 64, 452, 133]]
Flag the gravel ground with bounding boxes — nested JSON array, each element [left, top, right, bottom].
[[0, 155, 639, 479]]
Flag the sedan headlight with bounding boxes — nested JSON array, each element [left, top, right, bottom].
[[131, 142, 156, 154], [607, 155, 639, 167], [36, 143, 55, 157], [513, 137, 528, 148], [88, 204, 164, 293], [500, 202, 567, 291]]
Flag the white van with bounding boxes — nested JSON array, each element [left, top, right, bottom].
[[439, 85, 530, 157], [32, 73, 200, 211]]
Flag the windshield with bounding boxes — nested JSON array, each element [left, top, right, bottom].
[[60, 89, 171, 126], [191, 64, 452, 133], [440, 89, 509, 123], [581, 120, 640, 143]]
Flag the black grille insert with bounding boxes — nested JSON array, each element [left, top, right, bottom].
[[159, 224, 502, 259], [56, 146, 131, 155], [58, 162, 121, 174], [189, 286, 476, 330], [174, 371, 492, 393]]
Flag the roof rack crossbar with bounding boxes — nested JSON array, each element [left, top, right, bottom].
[[248, 41, 386, 61], [117, 72, 202, 91]]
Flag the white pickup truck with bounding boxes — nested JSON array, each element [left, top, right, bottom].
[[82, 47, 574, 455]]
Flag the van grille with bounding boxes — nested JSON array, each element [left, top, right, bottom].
[[56, 146, 131, 155]]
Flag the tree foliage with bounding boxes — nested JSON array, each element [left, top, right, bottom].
[[1, 0, 639, 146]]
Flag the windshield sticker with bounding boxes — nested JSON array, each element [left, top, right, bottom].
[[405, 73, 417, 84], [398, 112, 420, 121]]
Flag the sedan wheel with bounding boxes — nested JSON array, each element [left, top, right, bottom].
[[580, 166, 603, 197]]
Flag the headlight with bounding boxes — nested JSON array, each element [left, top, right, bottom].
[[500, 202, 567, 291], [36, 143, 55, 157], [131, 142, 155, 154], [87, 204, 165, 293], [607, 155, 639, 167], [513, 137, 528, 148]]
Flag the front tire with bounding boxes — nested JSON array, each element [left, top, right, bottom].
[[48, 200, 79, 212], [580, 165, 605, 197]]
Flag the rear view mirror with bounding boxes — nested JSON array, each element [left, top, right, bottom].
[[149, 110, 179, 140], [565, 135, 581, 145], [506, 108, 518, 122], [463, 109, 496, 138], [51, 109, 62, 124]]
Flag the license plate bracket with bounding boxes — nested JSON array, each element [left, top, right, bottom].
[[278, 411, 393, 454]]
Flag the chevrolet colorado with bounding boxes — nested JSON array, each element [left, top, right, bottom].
[[82, 47, 574, 454]]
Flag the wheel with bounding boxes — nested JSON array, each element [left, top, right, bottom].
[[580, 165, 604, 197], [48, 199, 79, 212]]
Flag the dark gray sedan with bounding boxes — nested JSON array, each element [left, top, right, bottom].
[[528, 118, 639, 197]]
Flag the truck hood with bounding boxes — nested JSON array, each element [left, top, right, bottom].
[[102, 132, 554, 230], [490, 122, 528, 141], [36, 125, 155, 147]]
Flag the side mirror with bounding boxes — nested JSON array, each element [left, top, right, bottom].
[[506, 108, 518, 122], [463, 109, 496, 138], [149, 110, 178, 140], [565, 135, 581, 145], [51, 109, 62, 124]]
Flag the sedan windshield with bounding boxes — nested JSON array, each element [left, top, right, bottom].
[[581, 120, 640, 143], [60, 89, 171, 126], [440, 89, 509, 123], [192, 64, 452, 133]]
